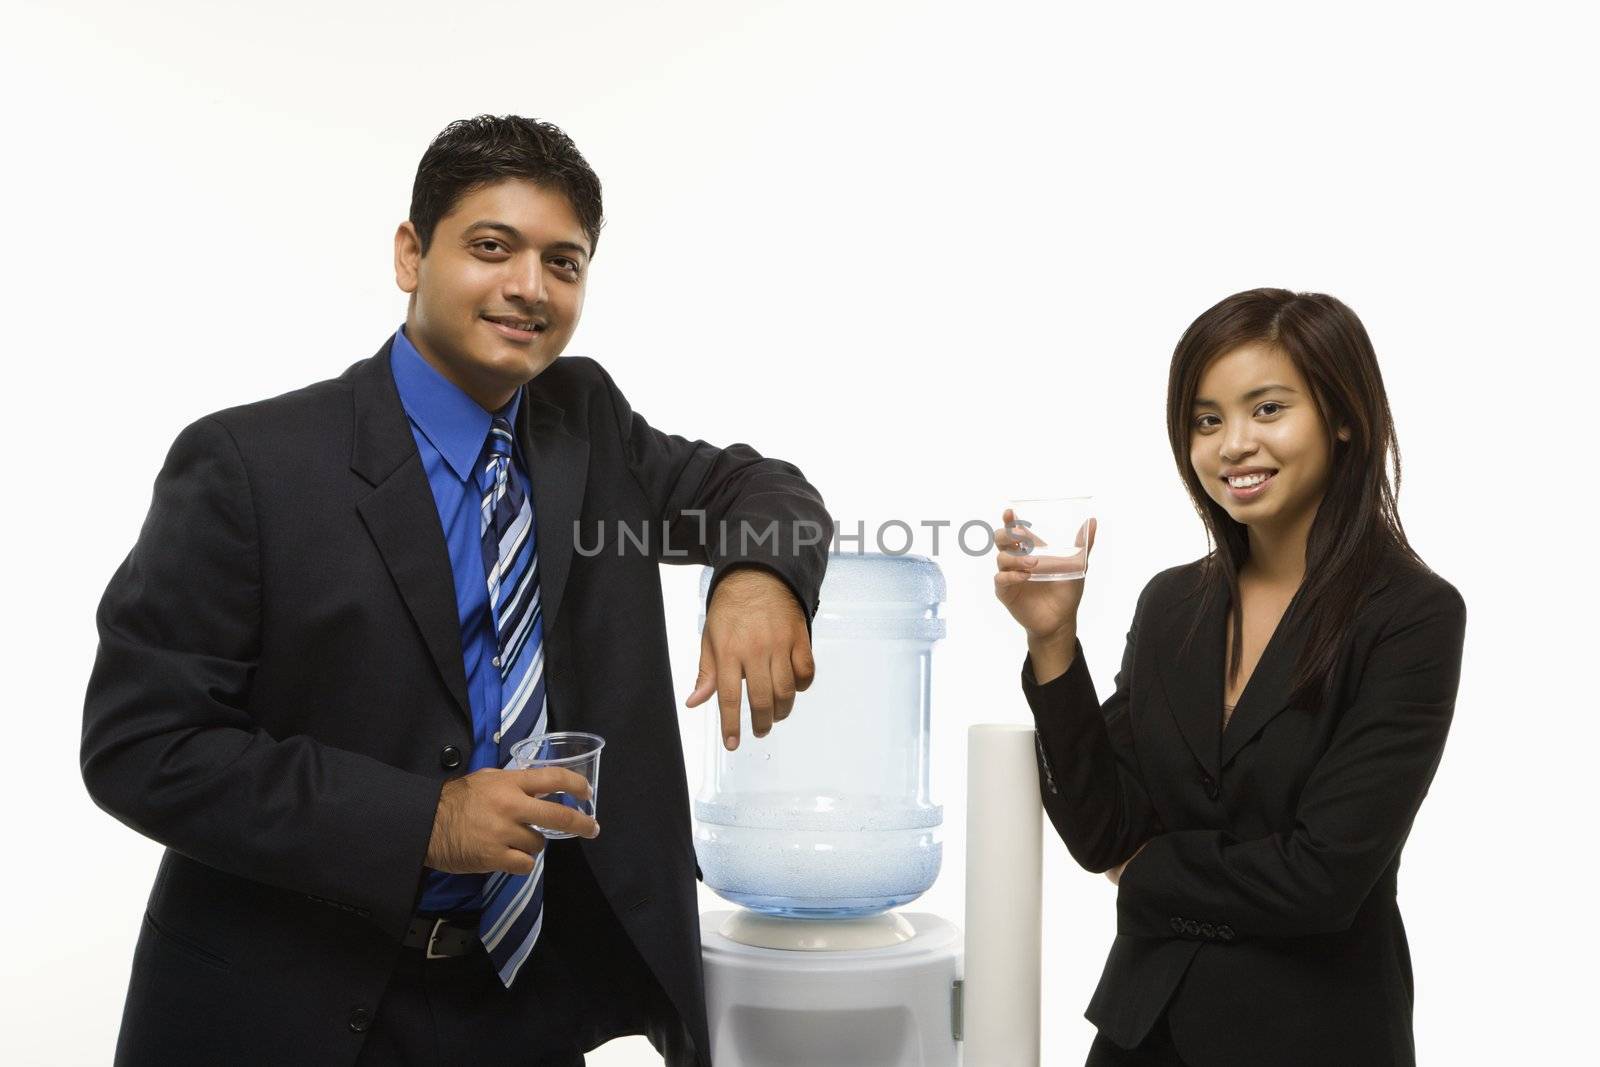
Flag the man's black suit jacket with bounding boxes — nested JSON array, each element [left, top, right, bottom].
[[1024, 552, 1466, 1067], [81, 341, 830, 1065]]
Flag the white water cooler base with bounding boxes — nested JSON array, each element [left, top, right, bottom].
[[701, 910, 962, 1067]]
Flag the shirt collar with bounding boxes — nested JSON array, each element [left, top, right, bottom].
[[389, 326, 523, 483]]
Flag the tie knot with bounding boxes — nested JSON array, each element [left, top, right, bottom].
[[487, 417, 515, 460]]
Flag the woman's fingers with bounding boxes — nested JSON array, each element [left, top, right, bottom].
[[995, 521, 1047, 554], [994, 524, 1029, 551], [996, 550, 1039, 573], [995, 511, 1027, 551], [994, 570, 1035, 590]]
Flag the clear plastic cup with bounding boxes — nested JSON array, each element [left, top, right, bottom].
[[1001, 496, 1096, 581], [509, 731, 604, 839]]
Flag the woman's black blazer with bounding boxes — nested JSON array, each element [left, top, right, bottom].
[[1024, 551, 1466, 1067]]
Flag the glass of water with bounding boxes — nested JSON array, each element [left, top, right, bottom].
[[510, 731, 605, 839], [1001, 497, 1095, 581]]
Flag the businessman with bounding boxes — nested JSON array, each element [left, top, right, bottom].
[[82, 115, 830, 1065]]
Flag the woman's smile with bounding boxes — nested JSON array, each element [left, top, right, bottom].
[[1223, 467, 1278, 501]]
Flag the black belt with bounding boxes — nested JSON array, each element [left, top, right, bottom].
[[402, 914, 482, 959]]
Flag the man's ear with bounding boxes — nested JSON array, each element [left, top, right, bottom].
[[394, 221, 422, 294]]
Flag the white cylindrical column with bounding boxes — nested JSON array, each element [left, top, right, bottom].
[[963, 724, 1043, 1066]]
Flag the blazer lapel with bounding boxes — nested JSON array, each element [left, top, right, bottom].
[[348, 344, 473, 727], [1154, 567, 1308, 775], [515, 387, 588, 636], [1156, 555, 1410, 774], [1216, 561, 1400, 767], [1153, 575, 1227, 780], [1217, 598, 1306, 769]]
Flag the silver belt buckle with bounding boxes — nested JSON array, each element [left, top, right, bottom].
[[425, 916, 451, 960]]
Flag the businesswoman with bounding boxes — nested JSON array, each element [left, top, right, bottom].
[[996, 289, 1466, 1067]]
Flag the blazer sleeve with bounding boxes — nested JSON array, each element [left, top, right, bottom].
[[1022, 576, 1163, 873], [1115, 576, 1467, 939], [81, 416, 443, 940], [592, 360, 831, 624]]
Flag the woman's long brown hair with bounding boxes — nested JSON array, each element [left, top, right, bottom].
[[1165, 288, 1428, 711]]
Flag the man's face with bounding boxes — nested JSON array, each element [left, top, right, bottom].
[[395, 179, 590, 411]]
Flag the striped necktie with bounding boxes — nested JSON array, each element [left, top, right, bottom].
[[473, 415, 550, 987]]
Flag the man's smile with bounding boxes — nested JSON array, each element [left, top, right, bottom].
[[482, 312, 549, 342]]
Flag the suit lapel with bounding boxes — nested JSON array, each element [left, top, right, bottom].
[[1153, 574, 1227, 780], [516, 387, 588, 636], [1216, 560, 1401, 766], [1157, 560, 1398, 771], [1217, 595, 1307, 769], [348, 344, 474, 727]]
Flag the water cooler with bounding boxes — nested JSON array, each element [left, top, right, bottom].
[[693, 553, 959, 1066], [694, 552, 1044, 1066]]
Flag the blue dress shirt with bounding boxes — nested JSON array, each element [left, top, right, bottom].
[[390, 326, 531, 914]]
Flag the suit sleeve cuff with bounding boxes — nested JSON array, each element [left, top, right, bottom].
[[707, 560, 818, 638], [1020, 639, 1099, 721], [1115, 835, 1240, 945], [1020, 640, 1102, 792]]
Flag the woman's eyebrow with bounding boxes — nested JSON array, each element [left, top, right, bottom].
[[1193, 383, 1299, 406]]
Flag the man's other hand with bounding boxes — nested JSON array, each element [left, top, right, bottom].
[[426, 767, 599, 876], [685, 567, 815, 750]]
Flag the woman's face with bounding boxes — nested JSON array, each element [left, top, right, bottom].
[[1188, 342, 1347, 538]]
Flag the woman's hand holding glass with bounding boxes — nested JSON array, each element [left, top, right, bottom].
[[994, 509, 1097, 683]]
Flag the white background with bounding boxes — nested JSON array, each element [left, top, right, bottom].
[[3, 1, 1596, 1063]]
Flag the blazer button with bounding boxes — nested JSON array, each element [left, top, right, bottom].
[[1034, 736, 1060, 795], [1170, 917, 1185, 934], [348, 1006, 372, 1033], [1217, 924, 1236, 942], [1183, 920, 1201, 937], [1199, 773, 1219, 801], [440, 745, 462, 769]]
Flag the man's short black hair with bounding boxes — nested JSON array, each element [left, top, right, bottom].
[[409, 115, 604, 256]]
